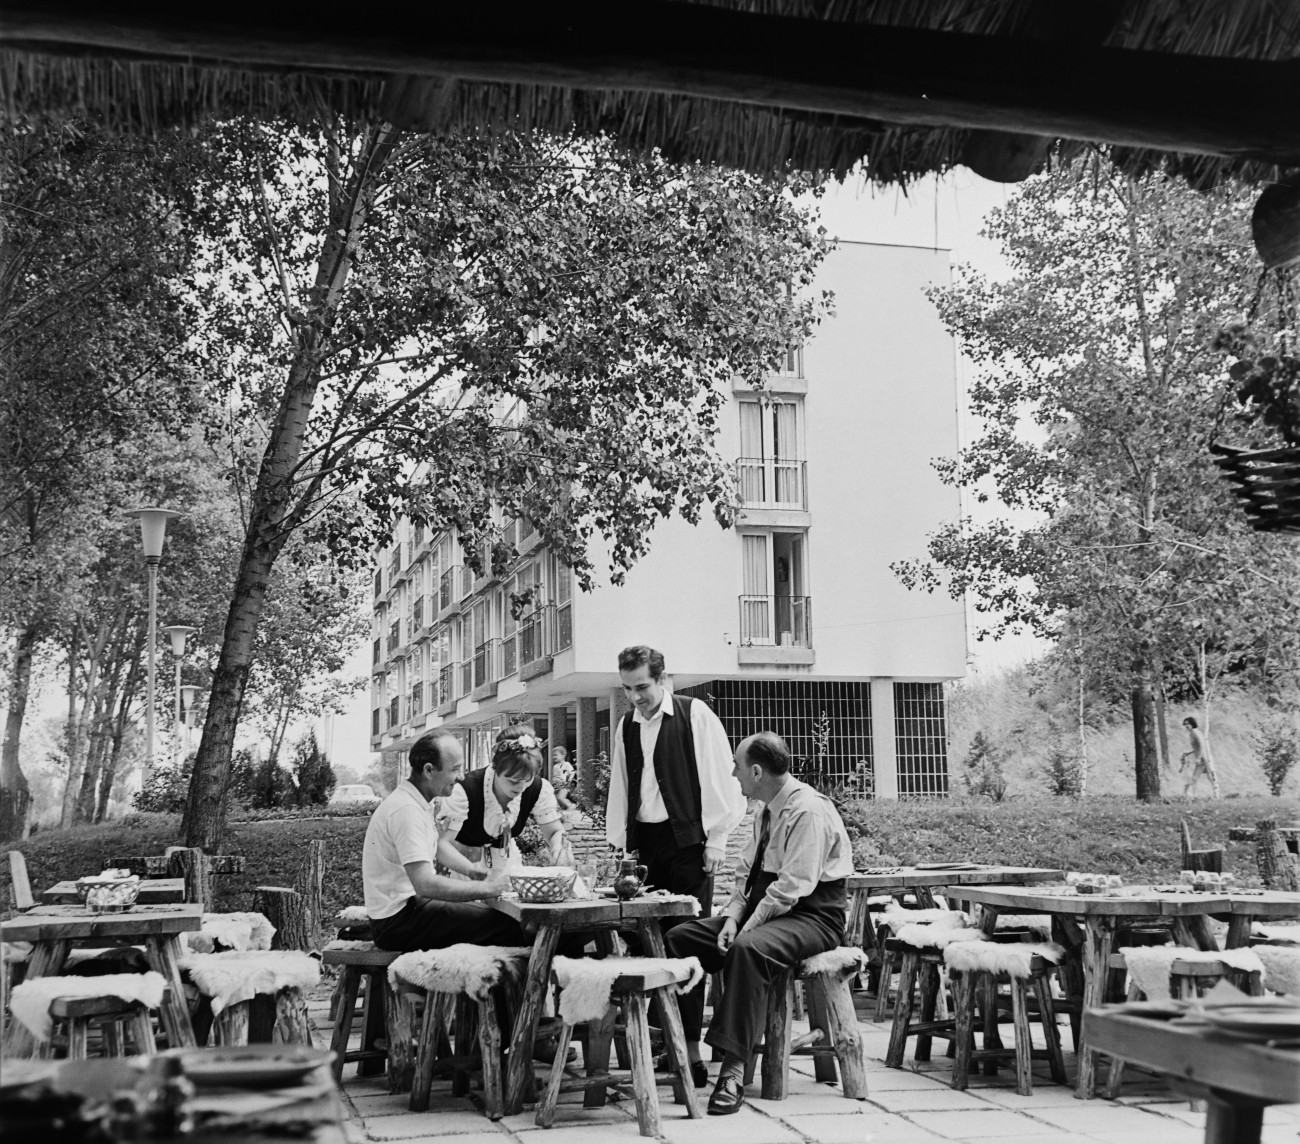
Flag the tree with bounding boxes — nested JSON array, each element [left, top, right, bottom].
[[894, 157, 1300, 800], [177, 120, 829, 850], [0, 122, 199, 840], [289, 730, 335, 807]]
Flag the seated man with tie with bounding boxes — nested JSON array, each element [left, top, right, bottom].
[[665, 730, 855, 1115]]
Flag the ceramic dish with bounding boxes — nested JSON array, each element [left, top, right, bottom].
[[913, 862, 981, 871], [173, 1045, 335, 1088], [1201, 1004, 1300, 1039]]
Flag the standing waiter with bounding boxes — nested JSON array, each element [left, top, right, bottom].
[[605, 645, 746, 916]]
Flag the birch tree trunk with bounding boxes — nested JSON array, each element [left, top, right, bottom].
[[0, 623, 39, 842], [1131, 659, 1161, 801]]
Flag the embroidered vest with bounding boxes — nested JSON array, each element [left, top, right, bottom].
[[622, 694, 706, 850], [454, 768, 543, 848]]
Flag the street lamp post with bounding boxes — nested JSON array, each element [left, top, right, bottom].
[[180, 685, 202, 755], [162, 625, 196, 761], [127, 508, 182, 784]]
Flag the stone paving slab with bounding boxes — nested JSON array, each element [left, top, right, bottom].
[[321, 993, 1299, 1144]]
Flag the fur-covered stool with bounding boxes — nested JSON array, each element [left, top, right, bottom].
[[10, 972, 166, 1059], [874, 905, 970, 1021], [322, 941, 405, 1088], [183, 950, 319, 1048], [1255, 944, 1300, 995], [944, 940, 1067, 1096], [389, 944, 531, 1119], [1102, 945, 1266, 1099], [751, 947, 869, 1101], [883, 917, 984, 1067], [537, 955, 703, 1137]]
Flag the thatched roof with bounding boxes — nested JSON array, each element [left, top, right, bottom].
[[6, 1, 1300, 185]]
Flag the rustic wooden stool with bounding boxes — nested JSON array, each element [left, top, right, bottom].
[[874, 906, 969, 1021], [945, 942, 1067, 1096], [538, 957, 701, 1138], [883, 919, 985, 1069], [751, 947, 869, 1101], [389, 945, 531, 1120], [322, 941, 407, 1089], [48, 994, 159, 1060], [185, 950, 319, 1048]]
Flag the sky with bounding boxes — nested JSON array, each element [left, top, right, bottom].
[[319, 169, 1050, 769]]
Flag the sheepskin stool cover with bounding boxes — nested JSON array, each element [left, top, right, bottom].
[[389, 945, 532, 1118], [10, 971, 167, 1043], [1255, 944, 1300, 996], [880, 903, 970, 935], [538, 956, 705, 1137], [1117, 945, 1266, 1002], [183, 949, 321, 1046]]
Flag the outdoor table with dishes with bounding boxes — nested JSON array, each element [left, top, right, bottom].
[[1, 901, 203, 1059], [951, 880, 1300, 1097], [486, 867, 698, 1117], [0, 1047, 344, 1143], [42, 878, 186, 906], [1085, 995, 1300, 1144]]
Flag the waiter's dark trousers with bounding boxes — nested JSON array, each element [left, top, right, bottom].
[[665, 879, 846, 1061], [634, 819, 712, 918]]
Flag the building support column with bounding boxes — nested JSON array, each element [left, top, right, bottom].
[[870, 679, 899, 800], [609, 686, 631, 736], [575, 696, 599, 807], [547, 704, 570, 766]]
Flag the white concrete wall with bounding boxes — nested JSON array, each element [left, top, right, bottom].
[[568, 240, 967, 683]]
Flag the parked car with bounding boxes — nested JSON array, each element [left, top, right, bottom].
[[329, 784, 379, 805]]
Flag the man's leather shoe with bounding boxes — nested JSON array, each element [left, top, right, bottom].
[[707, 1074, 746, 1115], [654, 1054, 708, 1088]]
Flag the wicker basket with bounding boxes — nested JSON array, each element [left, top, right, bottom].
[[509, 868, 577, 904]]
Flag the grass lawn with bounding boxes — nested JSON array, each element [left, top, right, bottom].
[[10, 794, 1295, 920]]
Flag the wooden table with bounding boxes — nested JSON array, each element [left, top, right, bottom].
[[0, 1055, 345, 1143], [488, 893, 698, 1116], [1, 902, 202, 1058], [954, 884, 1300, 1098], [1086, 1003, 1300, 1144], [846, 865, 1065, 967], [40, 878, 186, 905]]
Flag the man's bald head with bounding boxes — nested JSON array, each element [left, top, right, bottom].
[[737, 731, 792, 777]]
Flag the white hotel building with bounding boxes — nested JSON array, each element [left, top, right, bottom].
[[368, 240, 967, 797]]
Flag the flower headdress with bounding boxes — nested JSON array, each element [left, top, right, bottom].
[[496, 732, 544, 755]]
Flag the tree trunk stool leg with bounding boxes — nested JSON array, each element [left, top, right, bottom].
[[477, 996, 506, 1121], [804, 970, 839, 1084], [978, 971, 1002, 1075], [102, 1020, 125, 1057], [384, 973, 415, 1094], [66, 1016, 89, 1061], [874, 928, 896, 1022], [651, 984, 701, 1117], [453, 993, 476, 1096], [358, 969, 387, 1077], [131, 1009, 158, 1055], [885, 949, 920, 1068], [583, 1001, 616, 1108], [950, 970, 976, 1091], [1010, 977, 1034, 1096], [1102, 981, 1142, 1099], [535, 1020, 574, 1129], [624, 991, 661, 1139], [408, 989, 439, 1113], [213, 1000, 251, 1047], [328, 966, 361, 1081], [915, 958, 939, 1062], [760, 969, 792, 1100], [272, 986, 312, 1046], [810, 970, 867, 1099], [1032, 973, 1067, 1085]]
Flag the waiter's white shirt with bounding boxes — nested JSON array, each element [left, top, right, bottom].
[[605, 685, 745, 864]]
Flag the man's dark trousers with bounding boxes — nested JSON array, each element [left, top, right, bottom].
[[665, 878, 846, 1060], [371, 898, 526, 951]]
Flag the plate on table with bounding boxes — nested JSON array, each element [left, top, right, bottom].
[[1201, 1004, 1300, 1040], [172, 1045, 335, 1088], [0, 1060, 60, 1093], [913, 862, 981, 872]]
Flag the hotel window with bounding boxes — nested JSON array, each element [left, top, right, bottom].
[[740, 532, 810, 648], [738, 399, 805, 508]]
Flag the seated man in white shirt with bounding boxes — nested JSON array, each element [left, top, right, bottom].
[[665, 731, 855, 1114], [364, 728, 524, 950]]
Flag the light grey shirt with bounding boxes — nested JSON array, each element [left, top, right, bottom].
[[722, 777, 855, 928]]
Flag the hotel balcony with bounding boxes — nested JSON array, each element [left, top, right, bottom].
[[472, 638, 503, 700], [738, 594, 815, 665], [736, 457, 810, 526], [437, 662, 462, 716], [438, 564, 474, 617]]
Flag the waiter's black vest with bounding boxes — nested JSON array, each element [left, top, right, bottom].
[[623, 694, 705, 850], [454, 768, 543, 848]]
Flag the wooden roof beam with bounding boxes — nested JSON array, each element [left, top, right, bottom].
[[7, 2, 1300, 166]]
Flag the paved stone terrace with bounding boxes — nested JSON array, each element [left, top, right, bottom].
[[307, 993, 1300, 1144]]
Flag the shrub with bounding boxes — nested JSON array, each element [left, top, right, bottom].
[[1253, 718, 1299, 797], [572, 750, 610, 834], [290, 731, 336, 807], [962, 731, 1008, 801], [132, 757, 193, 813], [1043, 743, 1085, 797]]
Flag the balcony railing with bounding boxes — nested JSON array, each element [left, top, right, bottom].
[[374, 569, 383, 597], [460, 659, 473, 698], [439, 662, 461, 705], [372, 638, 381, 665], [389, 696, 400, 727], [439, 564, 473, 611], [519, 604, 557, 666], [739, 594, 812, 648], [409, 682, 423, 715], [736, 457, 807, 509], [557, 602, 572, 651], [412, 595, 424, 630], [389, 551, 401, 581], [473, 638, 502, 691], [502, 634, 518, 677], [371, 708, 380, 736], [387, 621, 400, 655]]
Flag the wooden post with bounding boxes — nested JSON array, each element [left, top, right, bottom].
[[1257, 819, 1300, 891], [295, 840, 326, 952], [273, 986, 313, 1046], [253, 886, 310, 951], [169, 847, 213, 908]]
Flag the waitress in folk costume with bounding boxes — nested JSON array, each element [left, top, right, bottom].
[[440, 726, 570, 873]]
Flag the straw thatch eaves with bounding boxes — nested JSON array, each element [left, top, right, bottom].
[[6, 0, 1300, 186]]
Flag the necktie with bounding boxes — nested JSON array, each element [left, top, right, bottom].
[[743, 807, 772, 902]]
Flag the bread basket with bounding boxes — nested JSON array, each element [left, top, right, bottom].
[[76, 873, 141, 912], [509, 866, 577, 904]]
